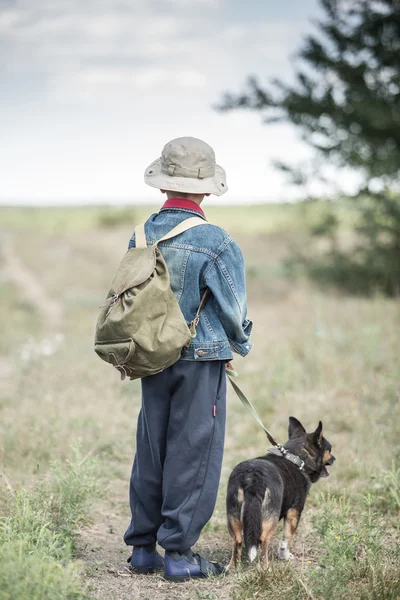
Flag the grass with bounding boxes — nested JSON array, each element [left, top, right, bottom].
[[369, 462, 400, 522], [0, 445, 99, 600], [232, 563, 311, 600], [312, 491, 399, 599], [0, 202, 399, 599], [0, 197, 357, 236], [232, 488, 400, 600]]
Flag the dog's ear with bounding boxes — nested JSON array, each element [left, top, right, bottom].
[[313, 421, 323, 447], [288, 417, 306, 439]]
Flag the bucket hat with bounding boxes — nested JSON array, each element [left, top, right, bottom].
[[144, 137, 228, 196]]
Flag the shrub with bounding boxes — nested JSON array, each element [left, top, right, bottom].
[[296, 194, 400, 297]]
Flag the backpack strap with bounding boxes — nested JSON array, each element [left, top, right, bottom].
[[188, 288, 211, 337], [134, 223, 147, 249], [134, 217, 208, 249], [153, 217, 209, 247]]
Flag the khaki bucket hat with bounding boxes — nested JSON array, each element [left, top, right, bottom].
[[144, 137, 228, 196]]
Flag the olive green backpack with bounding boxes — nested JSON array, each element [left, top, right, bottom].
[[94, 217, 209, 381]]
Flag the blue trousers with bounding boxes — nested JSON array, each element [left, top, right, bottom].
[[124, 360, 227, 552]]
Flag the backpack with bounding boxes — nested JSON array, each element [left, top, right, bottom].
[[94, 217, 209, 381]]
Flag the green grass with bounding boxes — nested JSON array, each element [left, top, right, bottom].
[[369, 462, 400, 517], [0, 445, 100, 600], [309, 491, 399, 599], [231, 485, 400, 600]]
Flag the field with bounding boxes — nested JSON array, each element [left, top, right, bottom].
[[0, 203, 399, 600]]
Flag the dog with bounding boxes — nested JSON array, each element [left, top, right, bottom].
[[226, 416, 335, 570]]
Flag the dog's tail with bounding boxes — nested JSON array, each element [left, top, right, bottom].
[[243, 492, 262, 562]]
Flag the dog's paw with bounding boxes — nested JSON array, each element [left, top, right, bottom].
[[278, 541, 294, 561], [278, 550, 294, 561]]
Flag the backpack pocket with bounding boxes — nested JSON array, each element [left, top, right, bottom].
[[94, 338, 136, 367]]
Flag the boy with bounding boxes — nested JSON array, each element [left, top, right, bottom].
[[124, 137, 252, 581]]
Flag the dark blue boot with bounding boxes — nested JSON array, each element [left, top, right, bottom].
[[164, 550, 224, 582], [128, 544, 164, 574]]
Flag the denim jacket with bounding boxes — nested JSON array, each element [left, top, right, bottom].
[[128, 205, 253, 361]]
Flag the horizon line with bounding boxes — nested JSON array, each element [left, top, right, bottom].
[[0, 196, 300, 207]]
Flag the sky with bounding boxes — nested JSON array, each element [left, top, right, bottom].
[[0, 0, 354, 205]]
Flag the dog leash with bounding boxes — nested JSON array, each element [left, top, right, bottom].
[[225, 366, 279, 447], [196, 288, 305, 470], [225, 366, 305, 471]]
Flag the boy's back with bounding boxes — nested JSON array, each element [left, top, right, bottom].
[[123, 137, 252, 581], [129, 204, 252, 361]]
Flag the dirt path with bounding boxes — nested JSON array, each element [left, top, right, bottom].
[[77, 474, 235, 600], [77, 469, 313, 600], [1, 234, 63, 329], [0, 234, 63, 396]]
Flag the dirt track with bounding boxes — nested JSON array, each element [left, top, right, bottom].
[[77, 475, 235, 600], [1, 234, 63, 329]]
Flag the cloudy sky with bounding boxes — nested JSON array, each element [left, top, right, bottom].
[[1, 0, 330, 204]]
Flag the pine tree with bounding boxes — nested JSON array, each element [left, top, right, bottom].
[[219, 0, 400, 295]]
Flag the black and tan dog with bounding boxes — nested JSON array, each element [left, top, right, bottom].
[[226, 417, 335, 570]]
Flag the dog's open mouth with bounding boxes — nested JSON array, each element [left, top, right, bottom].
[[322, 456, 335, 477]]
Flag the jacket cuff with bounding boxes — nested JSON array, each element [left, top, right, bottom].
[[229, 339, 253, 357], [229, 318, 253, 356]]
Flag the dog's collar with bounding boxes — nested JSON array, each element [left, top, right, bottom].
[[267, 446, 305, 472]]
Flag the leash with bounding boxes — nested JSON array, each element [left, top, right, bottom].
[[193, 289, 305, 472], [225, 367, 279, 447], [225, 366, 305, 472]]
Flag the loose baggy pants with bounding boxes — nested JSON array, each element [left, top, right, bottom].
[[124, 360, 227, 552]]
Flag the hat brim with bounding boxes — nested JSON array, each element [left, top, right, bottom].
[[144, 158, 228, 197]]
